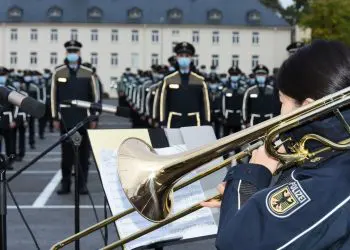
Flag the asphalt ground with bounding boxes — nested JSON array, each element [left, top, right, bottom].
[[5, 99, 217, 250]]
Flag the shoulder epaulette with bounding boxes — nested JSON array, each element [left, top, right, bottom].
[[54, 64, 66, 71], [191, 71, 205, 81], [79, 65, 94, 73], [163, 71, 178, 81]]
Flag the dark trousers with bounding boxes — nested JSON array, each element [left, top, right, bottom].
[[213, 119, 222, 139], [60, 127, 90, 188], [0, 128, 16, 158], [223, 125, 241, 137], [14, 125, 26, 157], [39, 104, 53, 135], [28, 116, 36, 146]]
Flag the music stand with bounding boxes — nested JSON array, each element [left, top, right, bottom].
[[88, 126, 228, 250]]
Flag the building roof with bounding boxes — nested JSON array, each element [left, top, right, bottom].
[[0, 0, 290, 27]]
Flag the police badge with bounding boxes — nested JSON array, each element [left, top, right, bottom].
[[266, 181, 311, 218]]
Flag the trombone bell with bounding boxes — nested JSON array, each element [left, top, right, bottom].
[[118, 138, 176, 222]]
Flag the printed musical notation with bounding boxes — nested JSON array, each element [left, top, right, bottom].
[[98, 145, 217, 250]]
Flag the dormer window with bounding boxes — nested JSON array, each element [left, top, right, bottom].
[[47, 6, 63, 20], [88, 6, 103, 19], [167, 8, 183, 24], [207, 9, 222, 24], [8, 6, 23, 20], [247, 10, 261, 24], [127, 7, 142, 21]]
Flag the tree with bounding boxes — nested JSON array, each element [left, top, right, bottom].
[[300, 0, 350, 45]]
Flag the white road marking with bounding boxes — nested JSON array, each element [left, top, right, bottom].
[[7, 205, 108, 209], [32, 170, 62, 208], [22, 158, 61, 162], [24, 152, 61, 155]]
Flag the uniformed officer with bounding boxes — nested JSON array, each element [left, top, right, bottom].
[[23, 70, 38, 149], [208, 78, 225, 138], [199, 65, 207, 78], [51, 40, 99, 195], [286, 41, 305, 56], [31, 70, 47, 139], [222, 66, 247, 136], [0, 67, 16, 169], [207, 65, 220, 83], [242, 65, 276, 127], [11, 75, 28, 162], [158, 42, 211, 128], [168, 56, 177, 73], [41, 68, 54, 133]]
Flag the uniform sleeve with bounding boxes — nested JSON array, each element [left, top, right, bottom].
[[242, 88, 251, 125], [50, 73, 60, 120], [200, 81, 211, 125], [159, 81, 168, 126], [89, 74, 100, 118]]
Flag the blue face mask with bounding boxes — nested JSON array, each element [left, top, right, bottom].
[[67, 53, 79, 63], [169, 66, 175, 72], [0, 76, 7, 85], [177, 57, 191, 70], [230, 76, 239, 82], [43, 73, 51, 79], [209, 83, 219, 91], [231, 82, 238, 89], [24, 76, 32, 82], [256, 76, 266, 85]]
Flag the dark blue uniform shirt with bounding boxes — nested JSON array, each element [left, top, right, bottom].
[[216, 110, 350, 250]]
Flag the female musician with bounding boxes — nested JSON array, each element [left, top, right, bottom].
[[202, 40, 350, 249]]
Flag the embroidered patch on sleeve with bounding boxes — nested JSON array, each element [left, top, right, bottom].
[[266, 181, 311, 218]]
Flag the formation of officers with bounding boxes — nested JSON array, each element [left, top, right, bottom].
[[0, 66, 53, 169], [116, 41, 283, 140]]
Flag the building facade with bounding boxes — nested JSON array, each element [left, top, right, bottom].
[[0, 0, 291, 96]]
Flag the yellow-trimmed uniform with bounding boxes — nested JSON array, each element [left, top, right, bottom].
[[159, 71, 211, 128], [51, 63, 99, 193]]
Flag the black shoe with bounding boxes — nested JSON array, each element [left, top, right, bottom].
[[39, 135, 45, 140], [30, 144, 36, 149], [15, 156, 23, 162], [57, 184, 71, 195], [78, 186, 88, 195], [6, 164, 14, 170]]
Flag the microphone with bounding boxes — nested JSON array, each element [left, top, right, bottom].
[[0, 86, 45, 118], [62, 100, 130, 118]]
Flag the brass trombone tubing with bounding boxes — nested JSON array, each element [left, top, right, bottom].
[[100, 194, 222, 250], [50, 142, 261, 250]]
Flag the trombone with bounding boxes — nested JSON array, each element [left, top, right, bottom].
[[52, 86, 350, 250]]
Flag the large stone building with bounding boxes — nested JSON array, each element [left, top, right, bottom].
[[0, 0, 291, 95]]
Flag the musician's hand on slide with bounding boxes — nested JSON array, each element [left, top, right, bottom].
[[200, 182, 226, 208], [250, 144, 285, 174]]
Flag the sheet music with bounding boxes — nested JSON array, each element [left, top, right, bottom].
[[98, 145, 217, 250]]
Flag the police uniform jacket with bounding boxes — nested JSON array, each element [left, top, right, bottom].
[[0, 82, 16, 129], [242, 82, 275, 126], [208, 83, 224, 121], [159, 71, 211, 128], [216, 110, 350, 250], [222, 82, 247, 127], [7, 79, 29, 126], [146, 82, 161, 120], [50, 64, 99, 128]]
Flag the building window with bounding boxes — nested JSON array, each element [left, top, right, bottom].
[[192, 31, 199, 43], [152, 30, 159, 43], [50, 29, 58, 42], [10, 29, 18, 41], [172, 30, 180, 36], [151, 53, 159, 65], [131, 30, 139, 42], [91, 29, 98, 41], [232, 55, 239, 67], [71, 29, 78, 41], [50, 52, 58, 65], [232, 32, 240, 44], [111, 53, 118, 66], [211, 54, 219, 68], [252, 55, 259, 69], [131, 53, 139, 68], [212, 31, 219, 44], [30, 52, 38, 65], [193, 54, 199, 67], [111, 29, 118, 42], [252, 32, 260, 45], [91, 52, 98, 65], [10, 52, 17, 65], [30, 29, 38, 41]]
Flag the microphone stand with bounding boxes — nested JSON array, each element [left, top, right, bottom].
[[8, 115, 97, 250]]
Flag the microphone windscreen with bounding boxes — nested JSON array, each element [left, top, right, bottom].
[[116, 107, 131, 118], [21, 96, 46, 118]]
